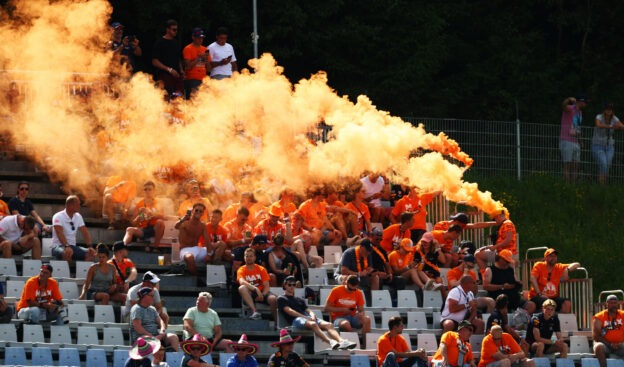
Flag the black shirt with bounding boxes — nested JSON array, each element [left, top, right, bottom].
[[525, 312, 561, 344], [152, 37, 181, 72], [8, 197, 34, 216], [277, 294, 308, 324], [268, 351, 306, 367], [486, 309, 508, 333]]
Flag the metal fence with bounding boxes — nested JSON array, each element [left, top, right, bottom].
[[405, 117, 624, 183]]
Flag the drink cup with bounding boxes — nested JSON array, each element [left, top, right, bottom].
[[158, 256, 165, 266]]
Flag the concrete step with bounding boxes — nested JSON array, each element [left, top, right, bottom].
[[1, 181, 64, 195], [0, 160, 38, 172]]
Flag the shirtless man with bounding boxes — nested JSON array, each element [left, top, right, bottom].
[[175, 203, 210, 275]]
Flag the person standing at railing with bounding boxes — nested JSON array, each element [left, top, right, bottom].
[[183, 27, 211, 99], [110, 22, 142, 73], [559, 94, 588, 183], [152, 19, 184, 97], [591, 102, 624, 185]]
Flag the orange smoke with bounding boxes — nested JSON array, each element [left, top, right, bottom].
[[0, 0, 506, 216]]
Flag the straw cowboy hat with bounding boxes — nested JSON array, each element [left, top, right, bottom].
[[129, 336, 160, 360], [270, 329, 301, 348], [228, 334, 259, 355], [181, 334, 212, 356]]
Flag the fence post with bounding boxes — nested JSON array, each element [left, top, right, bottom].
[[516, 100, 521, 181]]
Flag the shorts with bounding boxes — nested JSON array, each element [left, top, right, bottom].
[[51, 245, 87, 261], [86, 289, 109, 300], [559, 140, 580, 163], [292, 315, 322, 330], [530, 296, 568, 312], [334, 315, 362, 329], [594, 341, 624, 356], [180, 246, 207, 263], [140, 225, 156, 239]]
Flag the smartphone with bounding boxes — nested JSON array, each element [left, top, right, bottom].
[[186, 209, 192, 217]]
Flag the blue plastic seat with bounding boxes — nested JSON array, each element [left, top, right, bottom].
[[557, 358, 576, 367], [31, 346, 53, 366], [86, 348, 108, 367], [351, 354, 371, 367], [113, 349, 129, 367], [4, 346, 26, 365], [582, 358, 601, 367], [58, 347, 81, 367], [533, 357, 552, 367], [167, 351, 185, 367]]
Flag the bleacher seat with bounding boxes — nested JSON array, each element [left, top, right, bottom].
[[23, 323, 45, 343], [417, 333, 438, 354], [206, 264, 227, 288], [50, 260, 71, 278], [103, 326, 126, 346], [470, 334, 485, 358], [50, 325, 72, 344], [582, 358, 601, 367], [0, 323, 17, 342], [67, 303, 89, 322], [75, 260, 92, 279], [22, 259, 42, 277], [219, 352, 235, 366], [31, 346, 53, 366], [397, 289, 418, 308], [307, 267, 328, 286], [308, 245, 319, 258], [340, 331, 361, 349], [42, 237, 54, 257], [94, 304, 116, 323], [4, 346, 27, 365], [371, 290, 392, 308], [86, 348, 108, 367], [366, 310, 377, 328], [323, 245, 343, 265], [319, 288, 332, 305], [407, 311, 428, 329], [534, 357, 551, 367], [381, 310, 400, 329], [77, 325, 99, 346], [560, 313, 579, 333], [6, 280, 24, 298], [161, 219, 180, 245], [58, 348, 81, 367], [364, 332, 382, 350], [432, 311, 441, 328], [556, 358, 576, 367], [570, 335, 593, 358], [59, 281, 79, 300], [350, 354, 371, 367], [0, 258, 17, 276], [422, 290, 443, 308], [114, 349, 129, 367], [607, 360, 624, 367]]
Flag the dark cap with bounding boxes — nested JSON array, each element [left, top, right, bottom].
[[371, 227, 383, 237], [113, 241, 127, 252], [283, 275, 297, 285], [450, 212, 469, 225], [458, 320, 474, 332], [252, 235, 268, 245], [462, 254, 476, 264], [191, 27, 204, 38], [603, 101, 614, 110], [575, 93, 589, 103], [40, 264, 53, 274], [359, 239, 373, 252], [138, 287, 153, 299], [110, 22, 124, 29]]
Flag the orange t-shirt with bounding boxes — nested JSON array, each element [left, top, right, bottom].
[[432, 331, 474, 366], [345, 201, 370, 231], [252, 219, 285, 243], [177, 197, 212, 222], [529, 262, 569, 298], [105, 176, 137, 204], [325, 285, 365, 321], [222, 203, 265, 226], [134, 198, 162, 228], [182, 44, 210, 81], [594, 310, 624, 344], [496, 220, 517, 254], [224, 219, 252, 242], [108, 258, 135, 285], [16, 276, 63, 311], [432, 230, 454, 252], [0, 200, 9, 217], [433, 220, 451, 231], [478, 333, 521, 367], [377, 331, 410, 367], [325, 199, 344, 217], [200, 223, 229, 247], [380, 224, 411, 253], [391, 193, 436, 230], [269, 201, 297, 218], [236, 264, 270, 292], [388, 250, 414, 274], [298, 199, 327, 229], [446, 266, 477, 286]]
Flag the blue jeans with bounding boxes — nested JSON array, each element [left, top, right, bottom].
[[592, 144, 615, 175], [17, 306, 64, 325], [383, 352, 427, 367]]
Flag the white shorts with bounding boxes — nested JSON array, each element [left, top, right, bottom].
[[180, 246, 207, 263]]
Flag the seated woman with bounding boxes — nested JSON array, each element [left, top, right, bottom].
[[80, 243, 126, 305], [266, 234, 303, 287]]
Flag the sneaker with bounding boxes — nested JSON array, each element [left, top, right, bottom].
[[424, 279, 435, 291], [339, 339, 357, 350], [329, 339, 340, 350], [432, 282, 444, 291], [249, 311, 262, 320]]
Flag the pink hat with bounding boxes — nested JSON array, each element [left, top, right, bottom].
[[129, 336, 160, 360], [420, 232, 434, 243], [270, 328, 301, 347], [227, 334, 259, 355], [180, 334, 212, 356]]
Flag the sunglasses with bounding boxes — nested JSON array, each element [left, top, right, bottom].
[[194, 209, 204, 213], [19, 187, 29, 191], [285, 283, 297, 287], [190, 347, 203, 351], [69, 221, 75, 231]]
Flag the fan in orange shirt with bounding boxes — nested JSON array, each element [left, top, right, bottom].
[[479, 325, 532, 367], [222, 192, 266, 228], [475, 210, 517, 273], [431, 321, 476, 367], [529, 248, 580, 314], [177, 182, 213, 222], [203, 208, 230, 264], [298, 186, 342, 246], [345, 183, 372, 235], [390, 188, 441, 243], [380, 212, 414, 253], [431, 225, 463, 267], [593, 295, 624, 367], [102, 175, 137, 230], [388, 238, 441, 291]]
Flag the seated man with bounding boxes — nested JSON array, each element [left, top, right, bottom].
[[525, 299, 567, 358], [16, 264, 65, 324], [335, 239, 380, 291], [479, 325, 534, 367], [102, 175, 136, 229], [431, 321, 477, 367], [476, 210, 517, 276], [130, 287, 179, 351], [177, 181, 213, 223], [593, 295, 624, 367], [431, 225, 463, 267], [278, 275, 356, 350], [529, 248, 580, 314], [122, 180, 166, 252], [184, 291, 233, 351], [298, 186, 342, 246], [175, 203, 210, 275], [323, 275, 371, 336], [125, 271, 169, 327], [483, 249, 533, 314], [486, 294, 529, 354], [380, 211, 414, 253], [204, 209, 230, 264], [236, 247, 277, 320], [389, 238, 441, 291], [51, 195, 96, 262], [441, 275, 484, 334], [0, 214, 41, 259], [377, 315, 427, 367], [224, 206, 253, 256], [369, 236, 406, 291], [447, 254, 494, 313]]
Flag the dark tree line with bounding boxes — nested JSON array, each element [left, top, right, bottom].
[[78, 0, 624, 121]]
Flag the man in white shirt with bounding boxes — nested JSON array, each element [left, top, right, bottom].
[[208, 27, 238, 79], [441, 275, 484, 334], [360, 173, 388, 223], [0, 214, 41, 259], [51, 195, 95, 262]]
